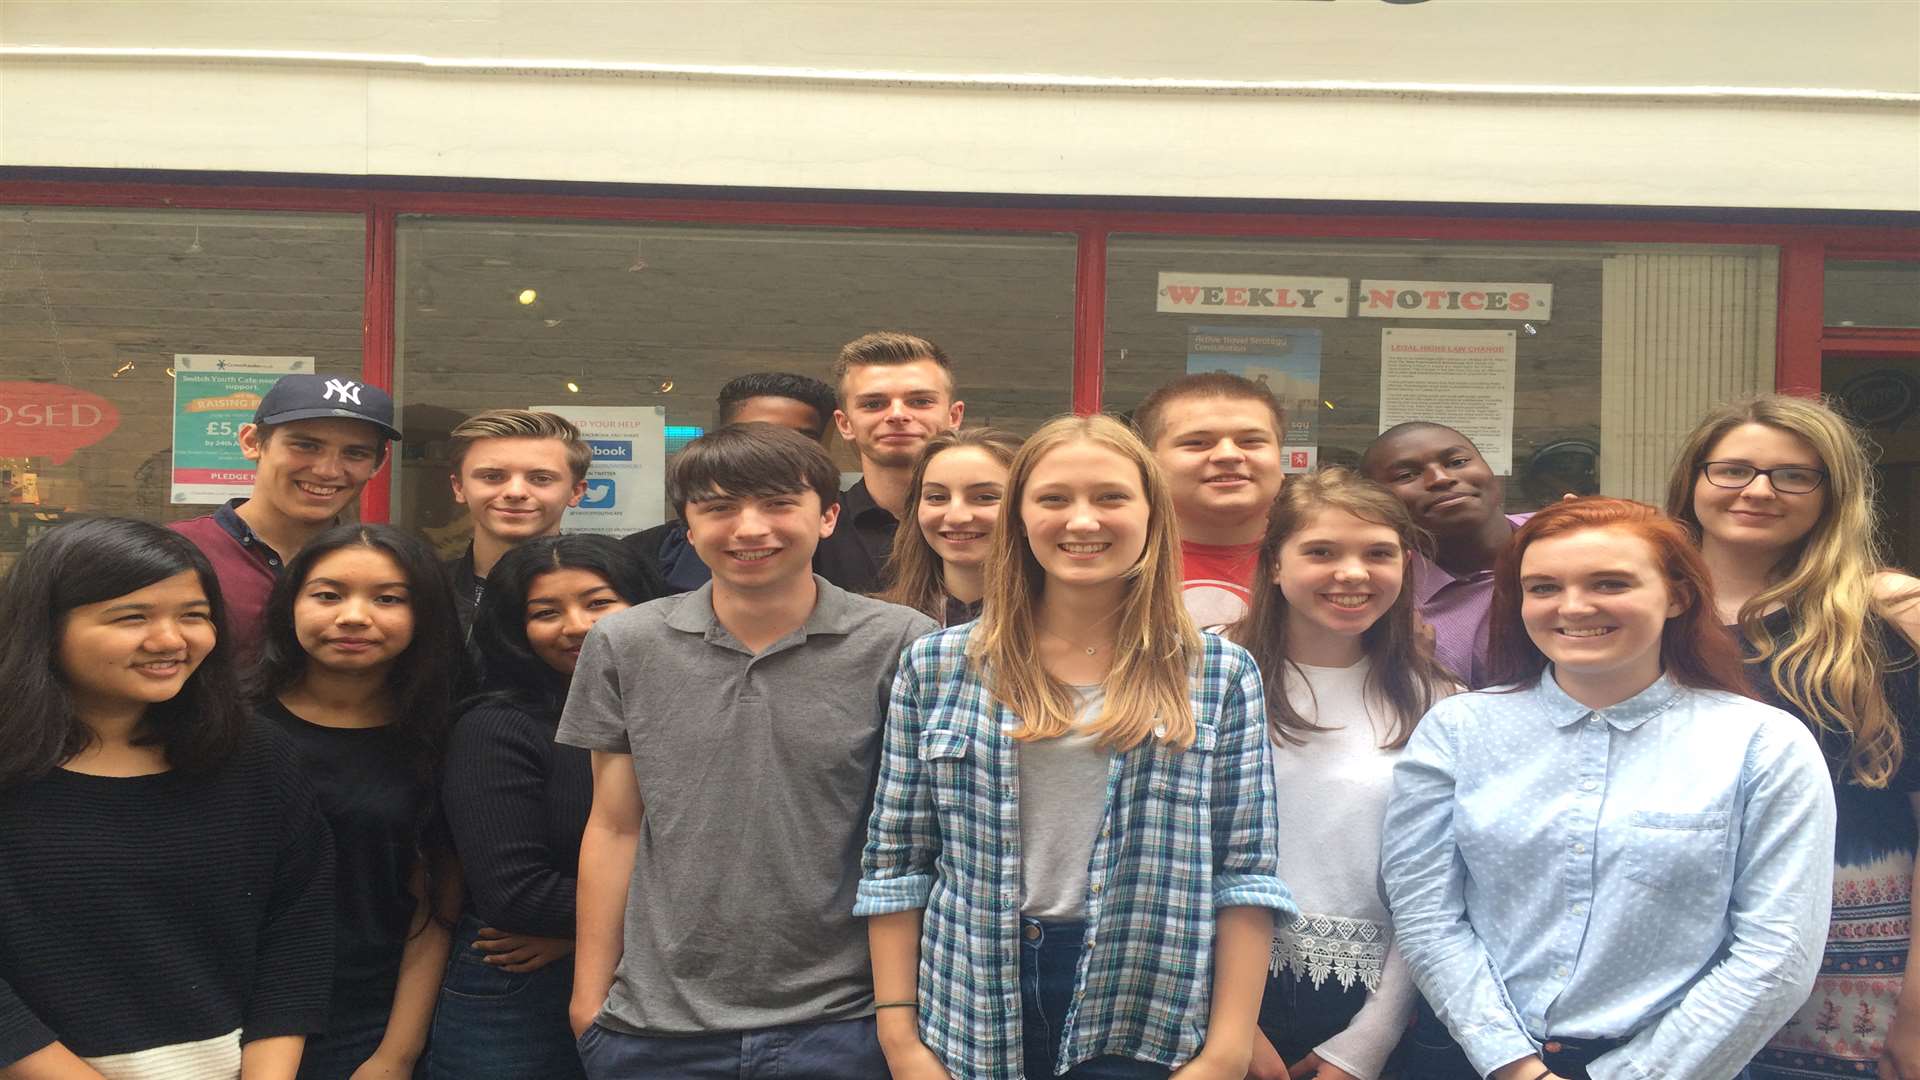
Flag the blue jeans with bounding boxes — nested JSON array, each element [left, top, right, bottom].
[[426, 915, 584, 1080], [1020, 918, 1172, 1080], [575, 1014, 887, 1079], [1257, 967, 1371, 1067]]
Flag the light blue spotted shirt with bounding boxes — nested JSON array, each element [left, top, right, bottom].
[[1381, 670, 1836, 1080]]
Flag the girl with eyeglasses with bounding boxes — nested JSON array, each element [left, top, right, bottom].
[[1665, 394, 1920, 1080]]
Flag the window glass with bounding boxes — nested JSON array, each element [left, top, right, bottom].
[[1826, 259, 1920, 328], [0, 207, 365, 574], [1105, 236, 1779, 510], [393, 219, 1075, 548]]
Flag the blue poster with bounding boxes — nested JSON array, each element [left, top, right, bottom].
[[1186, 326, 1322, 472]]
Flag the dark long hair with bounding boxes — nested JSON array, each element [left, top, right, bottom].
[[0, 516, 249, 788], [468, 535, 660, 720], [1484, 497, 1751, 696], [1229, 468, 1449, 749], [257, 524, 466, 790]]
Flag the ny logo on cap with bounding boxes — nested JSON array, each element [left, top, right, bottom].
[[323, 378, 364, 405]]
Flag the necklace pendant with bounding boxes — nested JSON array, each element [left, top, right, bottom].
[[1085, 645, 1097, 656]]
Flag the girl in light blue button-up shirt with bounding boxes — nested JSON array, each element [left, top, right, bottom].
[[1383, 497, 1836, 1080]]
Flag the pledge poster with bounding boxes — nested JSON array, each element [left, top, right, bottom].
[[1377, 329, 1516, 474], [531, 405, 667, 535], [171, 354, 312, 504]]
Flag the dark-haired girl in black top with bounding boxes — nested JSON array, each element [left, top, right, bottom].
[[0, 517, 333, 1080], [256, 525, 466, 1080], [427, 535, 664, 1080]]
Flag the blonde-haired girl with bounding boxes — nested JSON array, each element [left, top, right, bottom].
[[857, 413, 1293, 1080], [1665, 393, 1920, 1080], [879, 427, 1023, 625], [1229, 468, 1454, 1080]]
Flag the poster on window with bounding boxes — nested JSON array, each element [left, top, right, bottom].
[[1377, 329, 1516, 474], [1186, 326, 1321, 472], [531, 404, 667, 535], [171, 354, 313, 504]]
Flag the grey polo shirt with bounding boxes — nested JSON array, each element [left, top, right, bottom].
[[557, 576, 936, 1037]]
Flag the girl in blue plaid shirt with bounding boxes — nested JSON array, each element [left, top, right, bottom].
[[857, 414, 1294, 1080]]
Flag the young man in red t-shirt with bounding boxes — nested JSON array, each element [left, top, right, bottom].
[[1136, 373, 1287, 627]]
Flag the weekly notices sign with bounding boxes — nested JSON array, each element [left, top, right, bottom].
[[171, 354, 311, 504], [1156, 273, 1350, 318]]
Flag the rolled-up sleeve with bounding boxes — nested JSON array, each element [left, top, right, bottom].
[[1593, 717, 1837, 1080], [856, 641, 939, 916], [1209, 650, 1294, 914], [1381, 711, 1537, 1077]]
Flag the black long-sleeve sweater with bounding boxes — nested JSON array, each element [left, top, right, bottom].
[[440, 703, 591, 937], [0, 721, 335, 1066]]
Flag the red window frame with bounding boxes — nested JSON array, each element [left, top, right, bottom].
[[4, 177, 1916, 522]]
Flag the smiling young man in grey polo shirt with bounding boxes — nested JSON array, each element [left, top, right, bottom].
[[559, 422, 935, 1079]]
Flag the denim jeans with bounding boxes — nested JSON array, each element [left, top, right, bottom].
[[575, 1014, 888, 1079], [1402, 998, 1752, 1080], [1020, 918, 1173, 1080], [1256, 966, 1371, 1067], [426, 914, 584, 1080]]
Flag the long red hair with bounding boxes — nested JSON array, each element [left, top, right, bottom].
[[1484, 497, 1751, 697]]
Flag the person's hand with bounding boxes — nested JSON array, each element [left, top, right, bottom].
[[347, 1053, 416, 1080], [1880, 1003, 1920, 1080], [1171, 1047, 1250, 1080], [1288, 1052, 1361, 1080], [472, 927, 574, 973], [1246, 1030, 1289, 1080], [880, 1039, 954, 1080], [569, 1000, 600, 1039]]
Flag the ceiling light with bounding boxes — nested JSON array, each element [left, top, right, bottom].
[[518, 288, 538, 305], [566, 381, 580, 393]]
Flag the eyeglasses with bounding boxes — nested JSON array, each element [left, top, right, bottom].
[[1699, 461, 1828, 494]]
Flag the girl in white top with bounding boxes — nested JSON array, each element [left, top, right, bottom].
[[1229, 467, 1454, 1080]]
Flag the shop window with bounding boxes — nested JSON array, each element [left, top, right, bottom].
[[0, 207, 365, 575], [1104, 236, 1780, 509], [393, 219, 1076, 549], [1826, 259, 1920, 328]]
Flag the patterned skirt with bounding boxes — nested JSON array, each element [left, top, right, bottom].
[[1752, 809, 1914, 1079]]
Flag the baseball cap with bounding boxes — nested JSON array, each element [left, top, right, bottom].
[[253, 374, 403, 440]]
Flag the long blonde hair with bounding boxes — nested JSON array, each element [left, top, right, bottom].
[[877, 428, 1022, 620], [1665, 393, 1906, 786], [969, 414, 1202, 751]]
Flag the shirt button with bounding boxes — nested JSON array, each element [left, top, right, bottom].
[[1090, 883, 1102, 894], [1572, 842, 1587, 854], [1570, 904, 1585, 915], [1556, 965, 1570, 978], [1580, 780, 1598, 792]]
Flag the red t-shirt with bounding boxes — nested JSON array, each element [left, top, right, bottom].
[[1179, 540, 1261, 628]]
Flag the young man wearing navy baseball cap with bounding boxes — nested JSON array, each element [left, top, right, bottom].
[[170, 373, 402, 649]]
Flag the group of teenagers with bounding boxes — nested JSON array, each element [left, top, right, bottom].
[[0, 329, 1916, 1080]]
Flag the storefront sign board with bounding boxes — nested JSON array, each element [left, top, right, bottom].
[[1358, 281, 1552, 321], [171, 354, 312, 504], [1157, 273, 1349, 318], [531, 404, 667, 535], [1186, 326, 1322, 472], [1377, 329, 1516, 474]]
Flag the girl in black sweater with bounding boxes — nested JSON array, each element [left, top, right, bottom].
[[427, 535, 662, 1080], [255, 525, 465, 1080], [0, 517, 333, 1080]]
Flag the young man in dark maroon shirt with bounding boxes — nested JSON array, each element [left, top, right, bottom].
[[170, 374, 400, 648]]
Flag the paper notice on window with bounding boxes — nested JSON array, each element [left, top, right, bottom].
[[1377, 329, 1516, 475], [531, 405, 667, 534]]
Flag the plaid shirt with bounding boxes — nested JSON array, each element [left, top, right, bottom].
[[856, 626, 1293, 1078]]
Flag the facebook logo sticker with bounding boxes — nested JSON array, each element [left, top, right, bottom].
[[586, 439, 633, 462]]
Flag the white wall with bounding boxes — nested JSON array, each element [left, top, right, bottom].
[[3, 0, 1917, 211]]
